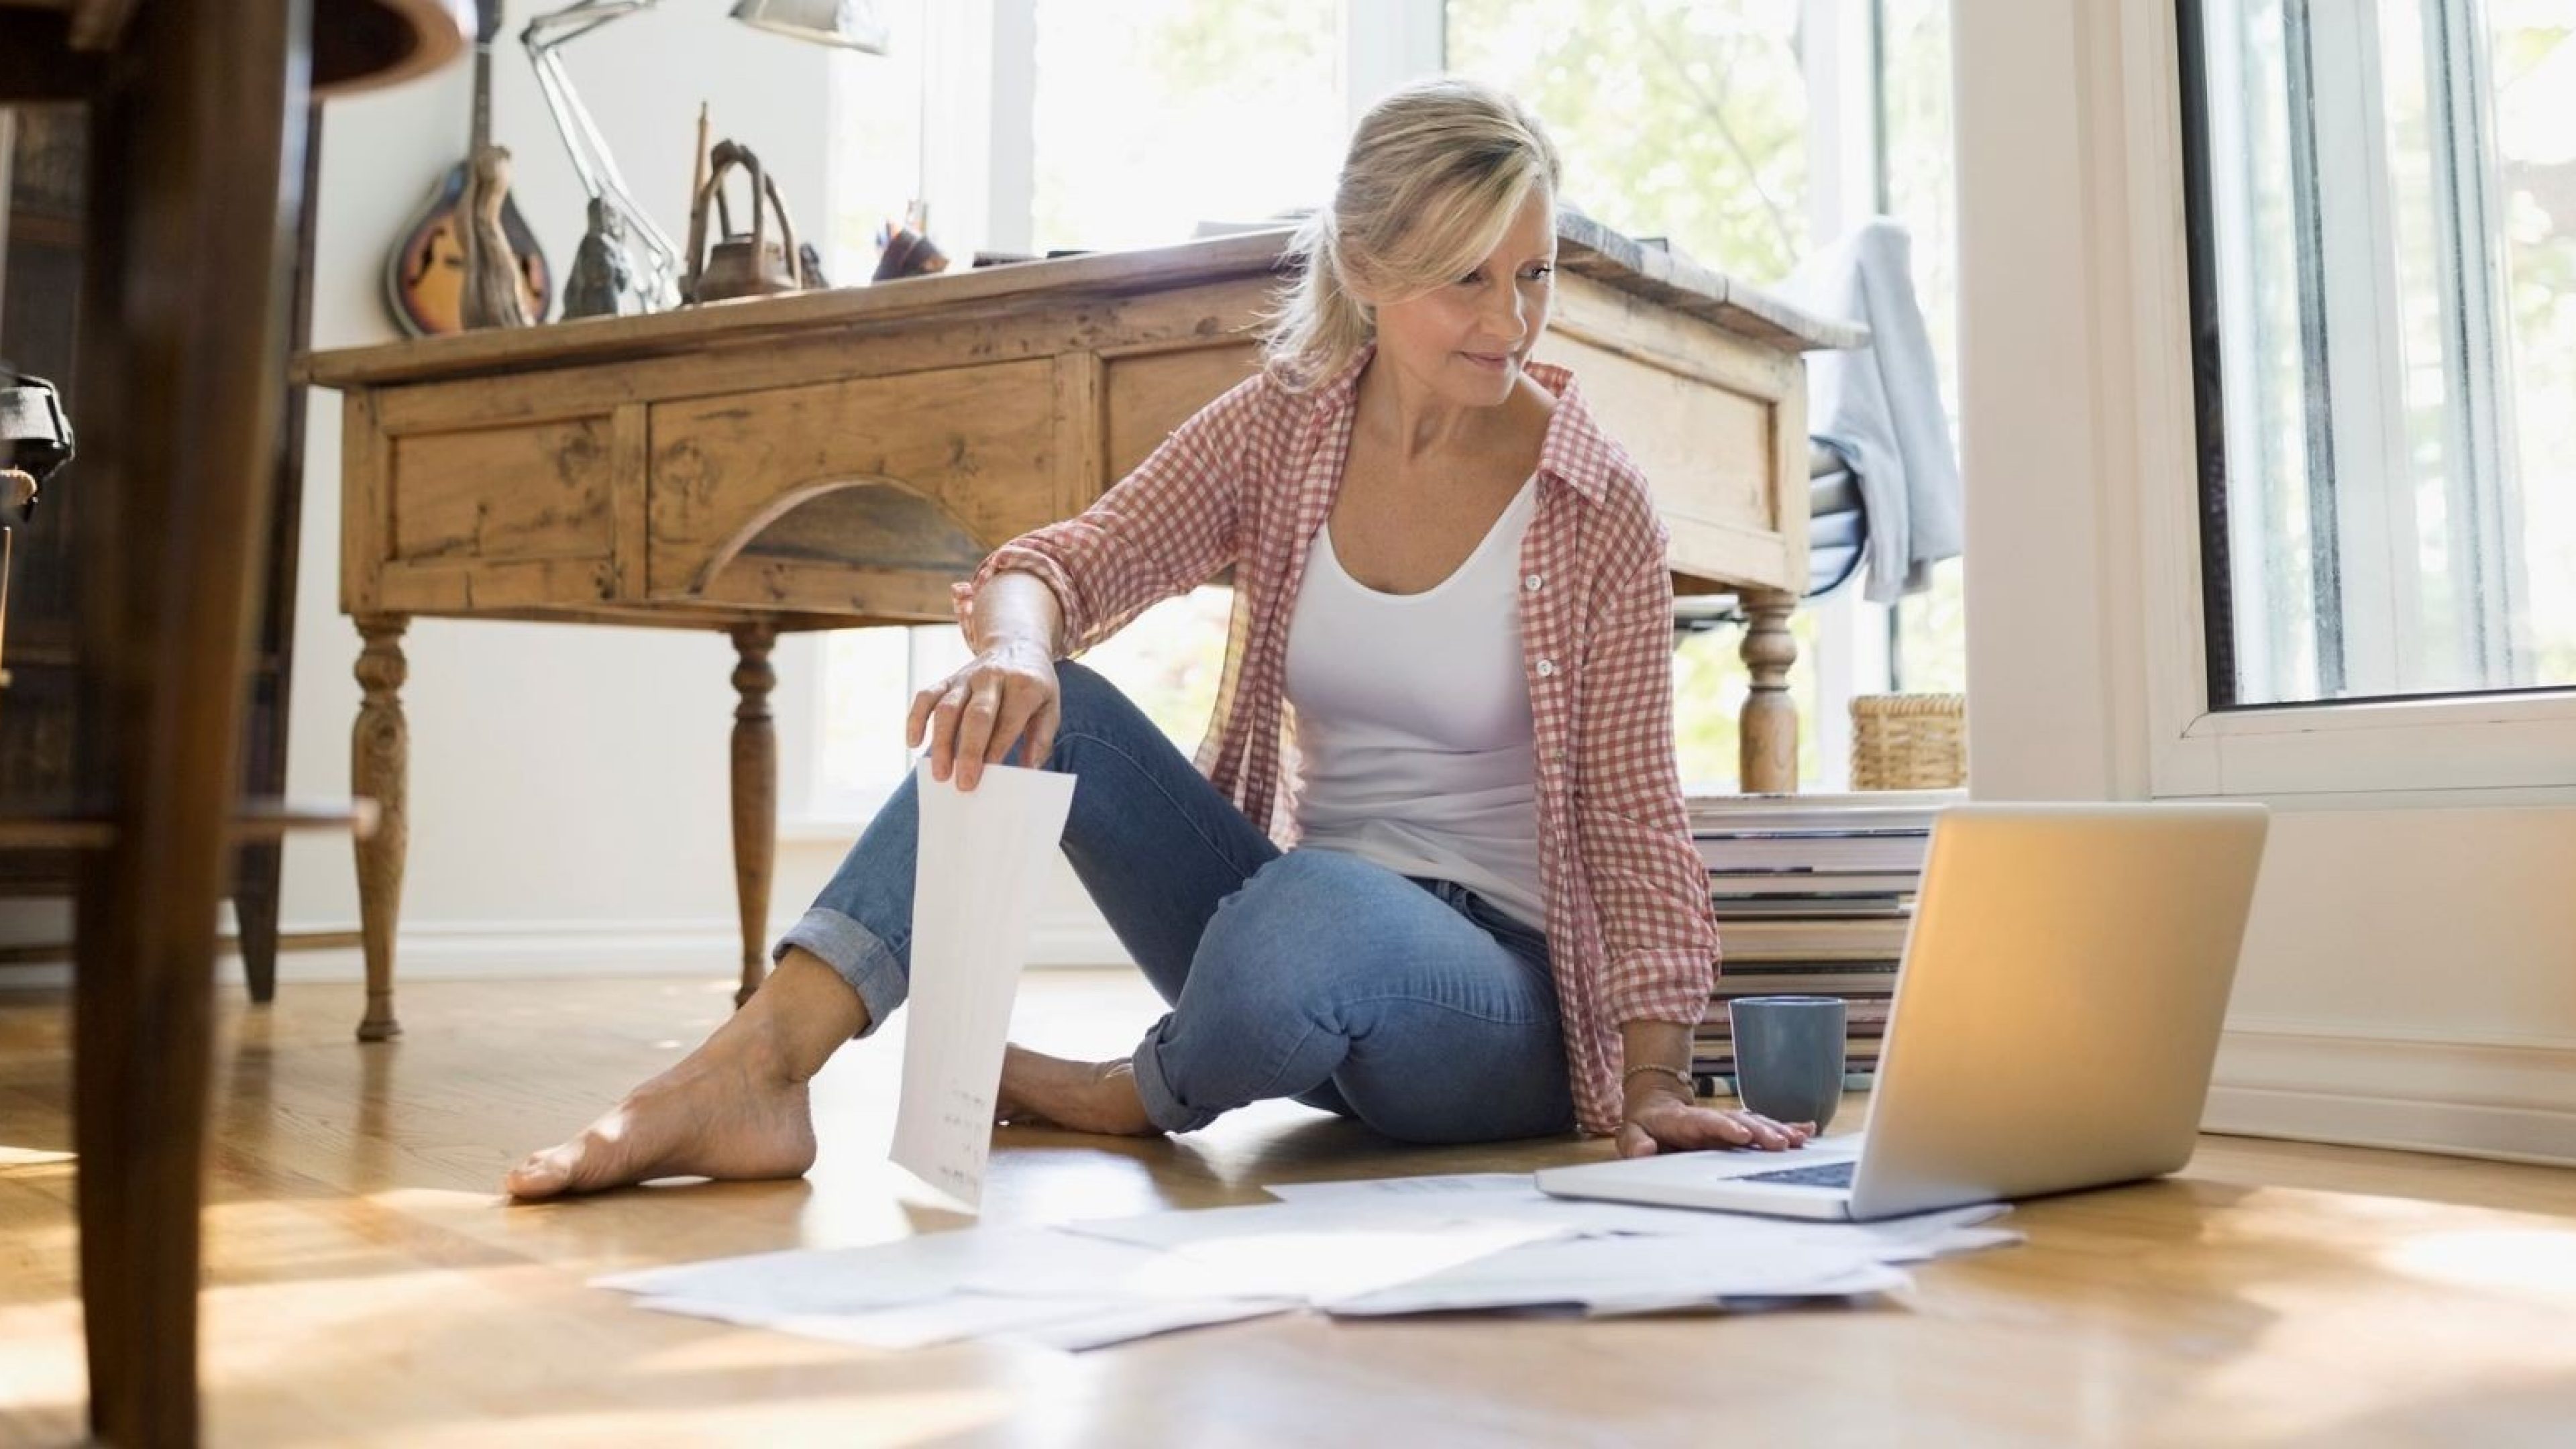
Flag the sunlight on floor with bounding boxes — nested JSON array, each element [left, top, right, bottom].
[[2381, 1226, 2576, 1296], [381, 1390, 1017, 1449], [2176, 1195, 2576, 1442]]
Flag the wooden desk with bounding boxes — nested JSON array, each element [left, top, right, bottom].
[[305, 219, 1857, 1043]]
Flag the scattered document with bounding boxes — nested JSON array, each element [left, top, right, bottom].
[[1578, 1260, 1917, 1318], [889, 759, 1077, 1210], [1046, 1207, 1569, 1301], [635, 1289, 1291, 1352], [596, 1224, 1134, 1315], [1263, 1172, 1534, 1203], [602, 1173, 2021, 1352], [994, 1296, 1297, 1352], [1322, 1236, 1898, 1317], [611, 1292, 1057, 1351], [1256, 1164, 2017, 1263], [596, 1227, 1301, 1351]]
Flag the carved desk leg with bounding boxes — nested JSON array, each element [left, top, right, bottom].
[[353, 616, 409, 1040], [730, 622, 778, 1006], [1738, 588, 1801, 794]]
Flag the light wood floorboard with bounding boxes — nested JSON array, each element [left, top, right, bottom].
[[4, 973, 2574, 1446]]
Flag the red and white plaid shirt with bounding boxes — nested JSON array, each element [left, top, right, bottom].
[[956, 345, 1720, 1136]]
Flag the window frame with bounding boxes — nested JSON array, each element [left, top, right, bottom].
[[2141, 0, 2576, 803], [2194, 0, 2534, 708]]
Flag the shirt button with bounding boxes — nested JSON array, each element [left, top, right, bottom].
[[1523, 573, 1544, 592], [1536, 658, 1557, 678]]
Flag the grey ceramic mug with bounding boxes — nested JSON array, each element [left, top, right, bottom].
[[1726, 995, 1846, 1132]]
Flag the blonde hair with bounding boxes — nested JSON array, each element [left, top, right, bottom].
[[1262, 77, 1564, 392]]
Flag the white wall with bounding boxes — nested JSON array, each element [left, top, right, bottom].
[[1955, 0, 2576, 1164]]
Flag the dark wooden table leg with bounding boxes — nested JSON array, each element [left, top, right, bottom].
[[235, 100, 323, 1009], [353, 614, 409, 1040], [730, 622, 777, 1006], [1739, 587, 1801, 793], [235, 839, 283, 1002], [69, 0, 306, 1440]]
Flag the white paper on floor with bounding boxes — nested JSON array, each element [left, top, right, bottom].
[[597, 1169, 2021, 1354], [1320, 1235, 1900, 1317], [993, 1296, 1301, 1353], [602, 1214, 1564, 1316], [635, 1289, 1296, 1352], [599, 1226, 1301, 1351], [890, 758, 1077, 1211], [1025, 1212, 1570, 1302], [1255, 1169, 2020, 1262], [596, 1225, 1130, 1315], [598, 1230, 1302, 1351]]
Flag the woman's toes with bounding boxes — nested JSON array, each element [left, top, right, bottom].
[[503, 1144, 580, 1200], [503, 1123, 627, 1199]]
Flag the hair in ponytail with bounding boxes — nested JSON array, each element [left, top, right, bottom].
[[1262, 77, 1563, 392]]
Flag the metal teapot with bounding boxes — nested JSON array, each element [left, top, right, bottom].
[[682, 140, 814, 305]]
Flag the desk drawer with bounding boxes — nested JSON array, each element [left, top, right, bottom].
[[388, 415, 616, 565], [345, 400, 632, 616], [646, 360, 1057, 601]]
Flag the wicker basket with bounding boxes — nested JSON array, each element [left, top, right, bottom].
[[1850, 693, 1966, 790]]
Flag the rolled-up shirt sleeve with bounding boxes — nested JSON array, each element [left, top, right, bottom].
[[951, 373, 1267, 655], [1574, 527, 1723, 1028]]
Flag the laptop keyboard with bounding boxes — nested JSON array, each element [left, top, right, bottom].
[[1739, 1159, 1858, 1189]]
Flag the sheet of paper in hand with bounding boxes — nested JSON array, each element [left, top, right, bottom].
[[890, 758, 1077, 1210]]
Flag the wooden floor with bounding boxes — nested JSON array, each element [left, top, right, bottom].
[[6, 972, 2576, 1447]]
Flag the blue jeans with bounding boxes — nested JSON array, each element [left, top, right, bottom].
[[775, 660, 1577, 1143]]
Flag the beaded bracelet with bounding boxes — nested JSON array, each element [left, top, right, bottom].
[[1621, 1062, 1695, 1093]]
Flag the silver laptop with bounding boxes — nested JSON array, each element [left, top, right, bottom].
[[1536, 802, 2270, 1222]]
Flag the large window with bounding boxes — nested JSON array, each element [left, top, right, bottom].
[[1450, 0, 1964, 780], [2182, 0, 2576, 708], [813, 0, 1964, 812], [1450, 1, 1815, 282], [1030, 0, 1343, 251]]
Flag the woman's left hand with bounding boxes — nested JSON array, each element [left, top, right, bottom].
[[1615, 1087, 1814, 1159]]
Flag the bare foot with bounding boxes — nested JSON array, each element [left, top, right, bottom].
[[504, 1022, 818, 1201], [994, 1044, 1161, 1138]]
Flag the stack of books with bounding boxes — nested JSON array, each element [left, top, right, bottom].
[[1686, 789, 1964, 1096]]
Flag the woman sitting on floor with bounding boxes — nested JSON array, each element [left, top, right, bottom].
[[506, 76, 1812, 1201]]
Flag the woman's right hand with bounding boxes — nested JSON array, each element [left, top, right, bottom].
[[907, 636, 1061, 792]]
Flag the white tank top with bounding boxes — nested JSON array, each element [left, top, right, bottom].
[[1283, 478, 1546, 930]]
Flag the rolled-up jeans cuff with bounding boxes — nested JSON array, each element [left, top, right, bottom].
[[773, 906, 904, 1040], [1129, 1016, 1222, 1134]]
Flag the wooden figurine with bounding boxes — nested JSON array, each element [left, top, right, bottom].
[[459, 140, 532, 329], [872, 224, 948, 282], [873, 201, 949, 282], [561, 197, 645, 319]]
